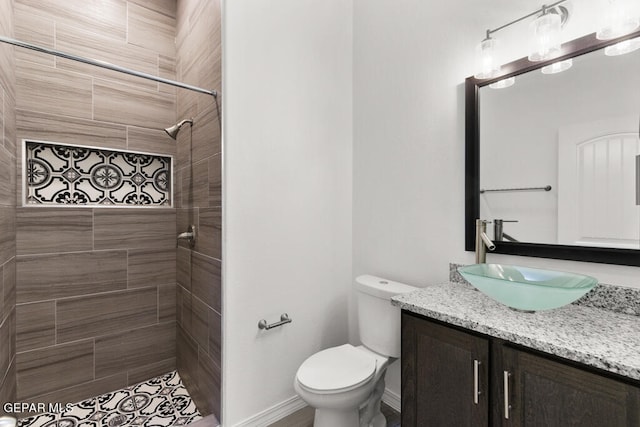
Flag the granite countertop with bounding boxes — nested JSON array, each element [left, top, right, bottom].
[[392, 282, 640, 381]]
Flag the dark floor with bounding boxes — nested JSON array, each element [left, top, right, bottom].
[[269, 402, 400, 427]]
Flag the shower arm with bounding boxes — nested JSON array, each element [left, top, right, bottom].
[[0, 35, 217, 98]]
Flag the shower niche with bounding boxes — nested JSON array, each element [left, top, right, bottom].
[[23, 140, 172, 208]]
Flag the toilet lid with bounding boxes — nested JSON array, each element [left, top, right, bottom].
[[296, 344, 377, 392]]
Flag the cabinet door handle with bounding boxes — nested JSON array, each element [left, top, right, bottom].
[[503, 370, 512, 419], [473, 359, 481, 404]]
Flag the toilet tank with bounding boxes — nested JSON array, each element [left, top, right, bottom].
[[355, 275, 418, 358]]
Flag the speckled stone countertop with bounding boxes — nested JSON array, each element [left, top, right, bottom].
[[392, 281, 640, 382]]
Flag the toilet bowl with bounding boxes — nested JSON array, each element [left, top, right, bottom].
[[294, 275, 418, 427], [294, 344, 390, 427]]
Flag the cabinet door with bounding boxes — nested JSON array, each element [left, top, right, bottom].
[[497, 345, 640, 427], [402, 313, 489, 427]]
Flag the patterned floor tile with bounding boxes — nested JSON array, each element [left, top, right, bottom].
[[19, 371, 202, 427]]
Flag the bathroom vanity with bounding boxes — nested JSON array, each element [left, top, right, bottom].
[[393, 279, 640, 426]]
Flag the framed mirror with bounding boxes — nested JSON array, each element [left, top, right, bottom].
[[465, 28, 640, 266]]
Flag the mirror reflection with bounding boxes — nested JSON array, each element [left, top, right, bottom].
[[479, 47, 640, 249]]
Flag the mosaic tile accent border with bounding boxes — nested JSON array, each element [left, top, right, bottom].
[[24, 140, 172, 207], [18, 371, 202, 427]]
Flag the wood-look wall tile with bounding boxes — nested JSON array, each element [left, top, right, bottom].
[[93, 79, 176, 129], [0, 46, 15, 102], [16, 208, 93, 255], [176, 284, 183, 326], [16, 339, 94, 399], [14, 3, 55, 67], [16, 301, 55, 352], [197, 207, 221, 260], [126, 357, 175, 386], [57, 287, 158, 343], [128, 248, 176, 288], [0, 360, 16, 416], [176, 324, 199, 406], [197, 348, 220, 418], [128, 0, 176, 18], [208, 308, 221, 364], [192, 102, 221, 160], [158, 284, 176, 323], [18, 373, 127, 417], [191, 253, 221, 313], [0, 312, 11, 385], [126, 126, 176, 156], [16, 60, 93, 119], [176, 246, 191, 290], [94, 209, 176, 250], [0, 264, 4, 323], [3, 258, 15, 320], [94, 321, 175, 379], [3, 93, 16, 157], [127, 3, 176, 57], [186, 160, 208, 208], [56, 23, 157, 91], [208, 154, 222, 207], [15, 0, 127, 41], [0, 206, 16, 266], [191, 296, 209, 351], [158, 55, 176, 95], [16, 251, 127, 303], [181, 287, 192, 334], [16, 110, 127, 151], [0, 148, 14, 205]]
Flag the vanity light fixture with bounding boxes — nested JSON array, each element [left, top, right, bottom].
[[528, 5, 563, 62], [597, 0, 640, 56], [541, 58, 573, 74], [475, 0, 570, 84], [596, 0, 639, 41], [474, 31, 501, 79]]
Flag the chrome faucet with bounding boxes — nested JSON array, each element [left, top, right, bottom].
[[475, 219, 496, 264]]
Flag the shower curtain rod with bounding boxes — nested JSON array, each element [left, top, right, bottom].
[[0, 35, 218, 98]]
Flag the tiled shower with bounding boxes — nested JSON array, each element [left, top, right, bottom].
[[0, 0, 222, 424]]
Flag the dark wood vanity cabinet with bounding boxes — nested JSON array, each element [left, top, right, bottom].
[[401, 311, 640, 427]]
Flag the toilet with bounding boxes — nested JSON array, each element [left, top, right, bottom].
[[294, 275, 417, 427]]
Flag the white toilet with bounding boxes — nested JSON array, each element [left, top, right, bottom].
[[294, 275, 417, 427]]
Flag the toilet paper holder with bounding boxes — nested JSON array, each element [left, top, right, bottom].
[[258, 313, 292, 330]]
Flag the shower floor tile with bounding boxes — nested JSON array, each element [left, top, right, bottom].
[[19, 371, 202, 427]]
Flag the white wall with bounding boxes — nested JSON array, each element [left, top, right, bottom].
[[222, 1, 353, 425], [353, 0, 640, 406]]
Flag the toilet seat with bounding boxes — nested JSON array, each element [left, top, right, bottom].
[[296, 344, 377, 394]]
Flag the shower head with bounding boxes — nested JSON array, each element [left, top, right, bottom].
[[164, 118, 193, 140]]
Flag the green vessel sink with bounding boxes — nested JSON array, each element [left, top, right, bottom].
[[458, 264, 598, 311]]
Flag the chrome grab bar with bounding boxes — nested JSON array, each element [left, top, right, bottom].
[[258, 313, 292, 330]]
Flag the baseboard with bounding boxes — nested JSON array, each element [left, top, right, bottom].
[[232, 395, 307, 427], [232, 388, 400, 426], [382, 388, 401, 413]]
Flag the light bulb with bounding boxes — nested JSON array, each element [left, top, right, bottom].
[[597, 0, 640, 40], [604, 37, 640, 55], [475, 36, 501, 79], [541, 59, 573, 74], [489, 77, 515, 89]]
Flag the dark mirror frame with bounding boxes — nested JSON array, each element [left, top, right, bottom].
[[465, 28, 640, 266]]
